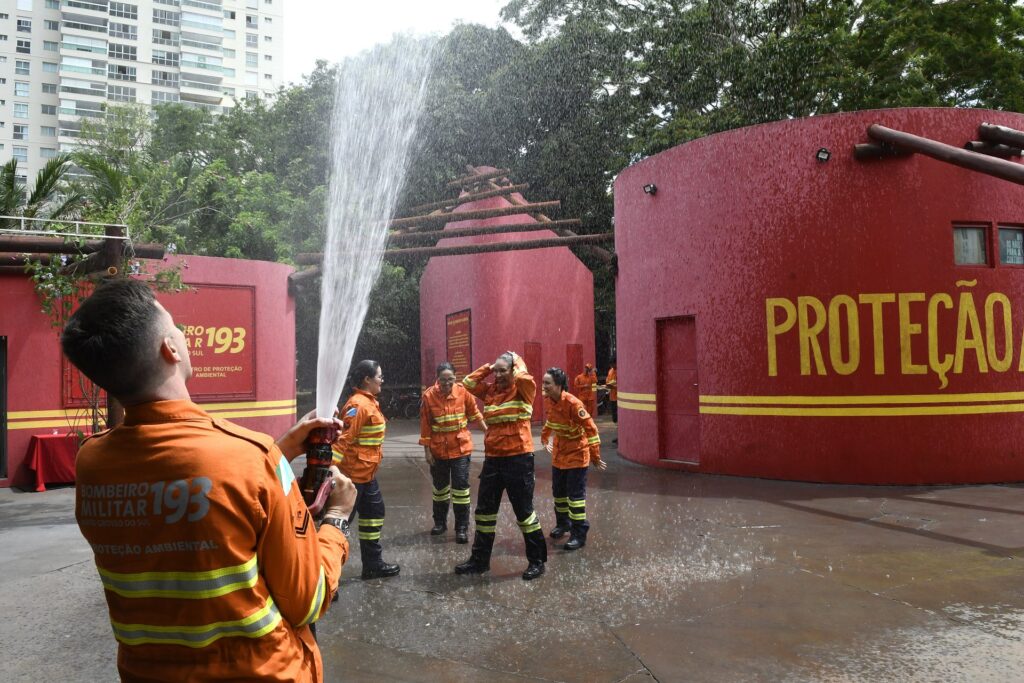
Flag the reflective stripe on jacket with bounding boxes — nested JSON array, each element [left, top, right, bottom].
[[606, 367, 617, 401], [542, 391, 601, 469], [75, 399, 348, 683], [418, 382, 482, 459], [332, 389, 386, 483], [463, 361, 536, 457]]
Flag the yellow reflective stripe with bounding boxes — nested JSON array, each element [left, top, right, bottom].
[[359, 424, 386, 435], [356, 438, 384, 446], [433, 413, 466, 424], [331, 451, 345, 465], [587, 436, 601, 445], [462, 377, 478, 389], [111, 598, 281, 648], [475, 512, 498, 522], [98, 556, 259, 599], [359, 518, 385, 527], [431, 422, 467, 433], [358, 531, 382, 540], [567, 499, 586, 508], [517, 512, 541, 534], [568, 511, 587, 520], [486, 413, 532, 424], [299, 567, 326, 626]]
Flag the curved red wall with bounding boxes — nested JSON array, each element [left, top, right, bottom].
[[420, 174, 595, 420], [615, 107, 1024, 484], [0, 255, 296, 488]]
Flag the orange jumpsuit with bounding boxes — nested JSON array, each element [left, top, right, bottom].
[[331, 389, 386, 483], [574, 368, 598, 417], [606, 367, 617, 402], [75, 399, 348, 683], [331, 389, 390, 568], [418, 382, 483, 459], [463, 361, 536, 456], [541, 391, 601, 542]]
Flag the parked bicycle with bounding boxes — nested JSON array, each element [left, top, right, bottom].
[[379, 386, 422, 419]]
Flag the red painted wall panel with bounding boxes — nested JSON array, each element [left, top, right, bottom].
[[0, 255, 296, 488], [420, 170, 595, 414], [615, 108, 1024, 484]]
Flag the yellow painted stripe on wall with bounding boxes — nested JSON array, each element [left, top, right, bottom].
[[8, 409, 100, 419], [617, 392, 656, 402], [9, 419, 101, 430], [8, 400, 295, 429], [700, 403, 1024, 417], [619, 400, 657, 412], [700, 391, 1024, 406]]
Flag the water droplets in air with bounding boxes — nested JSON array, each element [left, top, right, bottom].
[[316, 36, 435, 417]]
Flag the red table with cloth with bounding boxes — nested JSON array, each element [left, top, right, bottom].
[[24, 433, 80, 492]]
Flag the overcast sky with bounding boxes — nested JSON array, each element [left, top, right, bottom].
[[283, 0, 510, 85]]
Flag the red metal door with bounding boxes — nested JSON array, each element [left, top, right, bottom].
[[523, 341, 543, 423], [656, 316, 700, 464], [566, 344, 583, 389]]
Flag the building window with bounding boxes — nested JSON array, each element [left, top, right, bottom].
[[14, 81, 28, 97], [107, 84, 136, 102], [41, 104, 56, 115], [263, 34, 271, 42], [40, 147, 57, 159], [42, 61, 57, 73], [13, 103, 28, 118], [13, 124, 27, 140], [16, 0, 32, 10], [0, 35, 6, 42], [224, 10, 235, 19], [43, 40, 57, 51], [0, 78, 5, 84], [953, 225, 989, 266], [245, 33, 258, 47], [46, 0, 59, 8], [109, 2, 138, 19], [152, 50, 178, 66], [0, 13, 7, 19], [151, 90, 179, 105], [223, 28, 235, 39], [108, 43, 137, 61], [16, 19, 31, 33], [16, 39, 30, 54], [263, 73, 271, 80], [108, 63, 136, 81], [245, 14, 257, 28], [245, 70, 257, 85], [245, 52, 257, 67], [153, 9, 180, 27], [109, 22, 137, 40], [222, 48, 234, 58], [152, 28, 178, 46], [264, 16, 272, 23], [44, 20, 59, 31], [12, 146, 27, 163], [245, 89, 257, 99], [152, 70, 178, 87], [42, 82, 56, 93], [264, 54, 271, 61], [998, 227, 1024, 266], [14, 60, 28, 75], [41, 125, 56, 136]]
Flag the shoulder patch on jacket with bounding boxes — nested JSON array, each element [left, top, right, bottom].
[[344, 406, 358, 418], [578, 408, 589, 419], [211, 417, 276, 452]]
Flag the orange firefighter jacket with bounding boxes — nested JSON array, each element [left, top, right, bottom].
[[606, 367, 617, 402], [574, 369, 597, 401], [75, 400, 348, 683], [332, 388, 386, 484], [463, 359, 536, 457], [542, 391, 602, 469], [419, 382, 483, 459]]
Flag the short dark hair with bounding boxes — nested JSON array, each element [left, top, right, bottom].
[[545, 367, 568, 391], [348, 360, 380, 390], [61, 279, 163, 400], [436, 361, 455, 377], [494, 352, 514, 367]]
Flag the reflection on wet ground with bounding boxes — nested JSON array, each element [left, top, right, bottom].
[[4, 417, 1024, 681]]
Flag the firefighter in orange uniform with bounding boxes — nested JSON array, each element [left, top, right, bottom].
[[455, 351, 547, 580], [541, 367, 606, 549], [419, 361, 486, 543], [62, 279, 356, 683], [606, 357, 618, 424], [574, 363, 598, 417], [332, 360, 400, 580]]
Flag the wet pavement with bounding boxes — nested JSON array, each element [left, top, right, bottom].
[[4, 417, 1024, 681]]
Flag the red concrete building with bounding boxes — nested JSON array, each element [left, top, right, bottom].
[[614, 107, 1024, 484], [1, 256, 297, 489], [419, 183, 595, 422]]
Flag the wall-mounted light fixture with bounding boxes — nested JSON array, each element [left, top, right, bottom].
[[643, 183, 657, 195], [816, 147, 831, 163]]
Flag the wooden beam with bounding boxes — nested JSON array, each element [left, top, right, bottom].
[[389, 201, 560, 230], [963, 141, 1022, 158], [0, 236, 165, 258], [866, 124, 1024, 185], [446, 168, 511, 188], [388, 219, 582, 245], [0, 253, 52, 267], [979, 122, 1024, 149], [385, 233, 613, 260], [401, 183, 530, 216]]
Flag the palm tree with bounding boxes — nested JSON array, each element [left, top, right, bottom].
[[0, 154, 85, 230]]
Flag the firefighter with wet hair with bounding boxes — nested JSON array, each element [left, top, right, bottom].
[[332, 360, 401, 580], [541, 367, 606, 550], [455, 351, 547, 580], [419, 361, 486, 543], [61, 279, 356, 682]]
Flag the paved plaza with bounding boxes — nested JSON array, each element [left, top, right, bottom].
[[3, 418, 1024, 682]]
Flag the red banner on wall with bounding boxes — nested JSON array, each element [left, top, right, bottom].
[[446, 309, 472, 379], [160, 284, 257, 400]]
